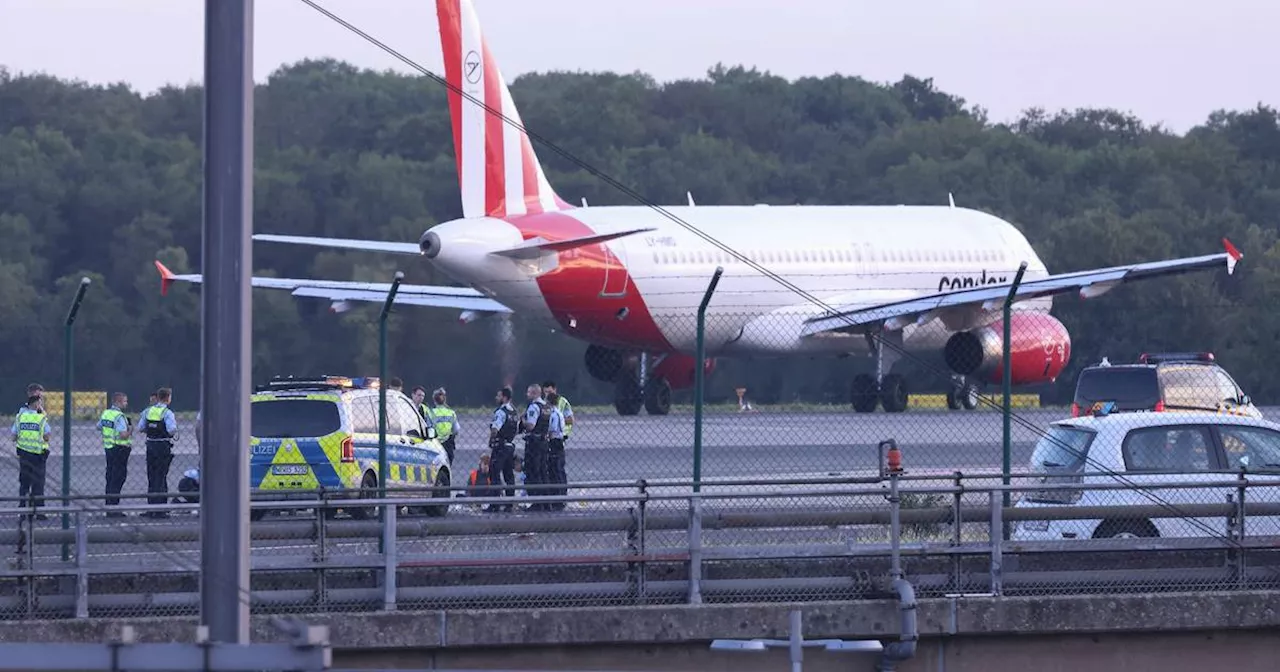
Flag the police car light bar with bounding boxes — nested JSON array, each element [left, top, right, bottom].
[[1138, 352, 1215, 365], [255, 375, 380, 392]]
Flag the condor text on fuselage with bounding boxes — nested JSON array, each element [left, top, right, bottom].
[[937, 270, 1008, 292]]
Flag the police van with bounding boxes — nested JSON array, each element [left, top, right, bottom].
[[1071, 352, 1260, 420], [250, 375, 451, 521]]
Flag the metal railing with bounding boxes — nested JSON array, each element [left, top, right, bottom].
[[4, 470, 1280, 619]]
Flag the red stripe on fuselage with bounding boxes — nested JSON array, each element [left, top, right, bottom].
[[482, 41, 505, 217], [505, 211, 671, 352]]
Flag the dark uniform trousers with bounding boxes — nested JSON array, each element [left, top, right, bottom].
[[146, 440, 174, 506], [442, 435, 457, 465], [490, 441, 517, 507], [547, 438, 567, 510], [524, 435, 549, 504], [17, 450, 48, 509], [104, 445, 131, 506]]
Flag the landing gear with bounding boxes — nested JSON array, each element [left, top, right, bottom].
[[945, 376, 982, 411], [614, 371, 642, 416], [644, 377, 672, 415], [851, 332, 909, 413]]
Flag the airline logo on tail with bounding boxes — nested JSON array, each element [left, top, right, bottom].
[[437, 0, 573, 219]]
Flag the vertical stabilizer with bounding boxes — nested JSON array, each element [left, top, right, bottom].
[[437, 0, 572, 219]]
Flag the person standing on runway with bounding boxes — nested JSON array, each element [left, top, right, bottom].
[[98, 392, 132, 515]]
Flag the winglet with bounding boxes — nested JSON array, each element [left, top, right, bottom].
[[687, 191, 696, 206], [154, 260, 175, 296], [1224, 238, 1242, 275]]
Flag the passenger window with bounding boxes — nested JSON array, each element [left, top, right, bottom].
[[392, 398, 422, 437], [1122, 426, 1214, 472], [1214, 370, 1243, 403], [1160, 367, 1220, 410], [1217, 427, 1280, 471]]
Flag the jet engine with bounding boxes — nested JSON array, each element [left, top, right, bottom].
[[943, 312, 1071, 385]]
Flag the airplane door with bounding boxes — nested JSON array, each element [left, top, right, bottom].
[[600, 241, 630, 297]]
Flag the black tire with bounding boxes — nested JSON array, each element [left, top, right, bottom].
[[348, 471, 378, 521], [961, 383, 980, 410], [851, 374, 878, 413], [249, 507, 265, 522], [1092, 519, 1158, 539], [614, 371, 642, 416], [880, 374, 908, 413], [422, 468, 451, 518], [644, 377, 672, 415], [945, 388, 961, 410]]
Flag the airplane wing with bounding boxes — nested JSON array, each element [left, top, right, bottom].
[[801, 239, 1242, 336], [252, 234, 421, 256], [154, 261, 510, 315]]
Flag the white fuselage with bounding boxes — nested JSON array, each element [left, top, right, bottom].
[[425, 204, 1053, 357]]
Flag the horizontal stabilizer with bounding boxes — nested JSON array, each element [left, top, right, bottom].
[[489, 227, 656, 259], [253, 234, 421, 256], [154, 260, 509, 314]]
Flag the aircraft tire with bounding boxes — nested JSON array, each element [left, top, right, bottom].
[[614, 372, 642, 416], [945, 388, 962, 410], [644, 377, 672, 415], [851, 374, 878, 413], [880, 374, 908, 413], [961, 383, 981, 410]]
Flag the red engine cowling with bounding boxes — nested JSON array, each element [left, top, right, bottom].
[[653, 354, 717, 390], [942, 312, 1071, 385]]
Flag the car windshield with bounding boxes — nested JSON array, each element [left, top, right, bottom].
[[1030, 425, 1095, 472], [251, 399, 341, 438], [1075, 367, 1159, 406]]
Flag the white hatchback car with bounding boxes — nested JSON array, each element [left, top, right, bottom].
[[1013, 412, 1280, 540]]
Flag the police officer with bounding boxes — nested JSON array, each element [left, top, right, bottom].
[[99, 392, 132, 515], [175, 467, 200, 505], [142, 388, 177, 518], [11, 394, 51, 518], [545, 391, 567, 511], [542, 380, 575, 441], [430, 387, 458, 464], [521, 384, 551, 510], [411, 386, 433, 422], [487, 387, 519, 512]]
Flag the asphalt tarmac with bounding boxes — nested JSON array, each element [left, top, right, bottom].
[[7, 406, 1277, 503]]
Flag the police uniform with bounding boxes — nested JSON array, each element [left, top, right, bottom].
[[98, 404, 131, 509], [556, 395, 574, 441], [11, 404, 51, 511], [142, 402, 177, 516], [523, 397, 551, 508], [547, 404, 567, 511], [431, 402, 459, 464], [489, 402, 518, 510]]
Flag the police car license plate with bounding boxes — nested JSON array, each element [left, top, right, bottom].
[[271, 465, 309, 476]]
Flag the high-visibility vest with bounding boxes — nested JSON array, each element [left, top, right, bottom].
[[99, 408, 130, 449], [556, 396, 573, 437], [15, 409, 48, 454], [432, 406, 456, 440]]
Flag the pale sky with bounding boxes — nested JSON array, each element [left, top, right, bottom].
[[1, 0, 1277, 133]]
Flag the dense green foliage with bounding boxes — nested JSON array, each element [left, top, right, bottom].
[[1, 60, 1278, 409]]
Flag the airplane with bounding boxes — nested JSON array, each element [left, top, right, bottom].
[[155, 0, 1244, 416]]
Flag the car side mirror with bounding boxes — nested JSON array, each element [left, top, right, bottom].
[[1241, 395, 1252, 406], [426, 425, 437, 440]]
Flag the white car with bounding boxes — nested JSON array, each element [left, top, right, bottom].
[[1013, 411, 1280, 540]]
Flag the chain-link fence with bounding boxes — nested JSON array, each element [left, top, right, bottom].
[[3, 291, 1279, 618]]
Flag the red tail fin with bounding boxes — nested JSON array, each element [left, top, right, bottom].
[[437, 0, 572, 219], [154, 260, 175, 296]]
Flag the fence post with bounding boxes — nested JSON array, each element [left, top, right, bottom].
[[62, 277, 91, 561], [74, 510, 89, 619], [988, 490, 1003, 596], [687, 497, 703, 604], [382, 502, 397, 611], [1000, 261, 1027, 538], [378, 271, 404, 552], [693, 267, 724, 493]]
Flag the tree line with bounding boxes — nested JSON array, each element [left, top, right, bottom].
[[1, 60, 1277, 409]]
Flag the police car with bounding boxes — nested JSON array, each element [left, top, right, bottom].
[[1071, 352, 1261, 420], [250, 375, 451, 521]]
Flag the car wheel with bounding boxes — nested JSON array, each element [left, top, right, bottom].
[[422, 468, 451, 518], [348, 471, 378, 521], [1093, 520, 1158, 539]]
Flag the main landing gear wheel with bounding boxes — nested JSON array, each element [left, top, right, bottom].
[[879, 374, 908, 413], [851, 374, 878, 413], [614, 371, 642, 416], [644, 377, 672, 415], [946, 380, 982, 411]]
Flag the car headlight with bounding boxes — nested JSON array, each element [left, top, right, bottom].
[[1020, 520, 1050, 532]]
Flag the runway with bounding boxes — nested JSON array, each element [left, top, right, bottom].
[[5, 406, 1275, 503]]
